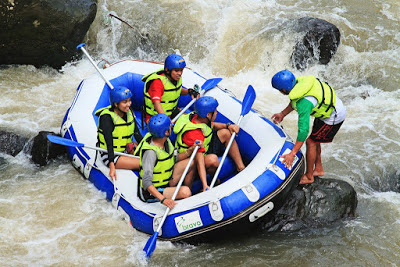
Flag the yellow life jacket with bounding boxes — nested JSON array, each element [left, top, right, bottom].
[[95, 106, 135, 152], [136, 133, 175, 188], [142, 69, 182, 116], [289, 76, 336, 119], [173, 112, 213, 153]]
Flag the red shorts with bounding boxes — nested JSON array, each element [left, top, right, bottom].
[[309, 118, 344, 143]]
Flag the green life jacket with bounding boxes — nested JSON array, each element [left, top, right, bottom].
[[142, 69, 182, 116], [173, 112, 213, 153], [95, 106, 135, 152], [289, 76, 336, 119], [136, 133, 175, 188]]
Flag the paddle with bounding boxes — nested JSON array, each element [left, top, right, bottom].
[[143, 144, 200, 258], [47, 135, 138, 159], [209, 85, 256, 189], [171, 77, 222, 123], [76, 43, 115, 90]]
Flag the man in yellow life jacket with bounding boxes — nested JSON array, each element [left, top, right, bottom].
[[135, 114, 201, 209], [95, 86, 141, 180], [142, 54, 199, 123], [173, 96, 245, 192], [271, 70, 346, 185]]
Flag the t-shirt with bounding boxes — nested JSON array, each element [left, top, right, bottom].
[[181, 114, 206, 153], [145, 78, 165, 123]]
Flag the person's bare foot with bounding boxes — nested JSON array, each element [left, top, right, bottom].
[[299, 174, 314, 185], [313, 170, 324, 177]]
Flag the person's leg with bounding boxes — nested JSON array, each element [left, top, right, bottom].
[[169, 157, 196, 188], [216, 129, 245, 172], [299, 137, 317, 184], [115, 156, 140, 170], [313, 143, 324, 176], [163, 185, 192, 199], [204, 154, 219, 176]]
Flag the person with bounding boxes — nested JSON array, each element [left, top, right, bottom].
[[173, 96, 245, 192], [135, 114, 202, 209], [141, 54, 199, 123], [95, 86, 141, 180], [271, 70, 346, 185]]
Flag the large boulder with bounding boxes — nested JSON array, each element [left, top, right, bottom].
[[0, 0, 97, 69], [263, 177, 357, 231], [31, 131, 66, 166], [291, 17, 341, 70]]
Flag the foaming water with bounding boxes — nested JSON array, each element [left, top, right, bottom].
[[1, 0, 400, 265]]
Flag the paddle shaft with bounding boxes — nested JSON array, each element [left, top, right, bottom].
[[78, 44, 115, 90], [155, 145, 200, 233], [209, 115, 244, 188]]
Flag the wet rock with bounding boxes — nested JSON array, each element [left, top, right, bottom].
[[0, 0, 97, 69], [31, 131, 66, 166], [291, 17, 341, 70], [263, 178, 357, 231], [0, 130, 28, 156]]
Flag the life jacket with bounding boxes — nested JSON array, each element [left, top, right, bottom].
[[142, 69, 182, 116], [95, 106, 135, 152], [289, 76, 336, 119], [135, 133, 175, 188], [173, 112, 213, 153]]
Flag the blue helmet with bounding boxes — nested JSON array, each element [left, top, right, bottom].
[[164, 54, 186, 71], [194, 96, 219, 118], [147, 114, 171, 138], [109, 86, 132, 105], [271, 70, 296, 91]]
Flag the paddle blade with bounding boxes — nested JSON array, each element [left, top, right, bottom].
[[143, 232, 159, 258], [47, 135, 84, 148], [201, 78, 222, 92], [241, 85, 256, 116]]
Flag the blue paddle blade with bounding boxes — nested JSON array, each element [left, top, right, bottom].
[[241, 85, 256, 116], [201, 78, 222, 91], [143, 232, 159, 258], [46, 135, 84, 147]]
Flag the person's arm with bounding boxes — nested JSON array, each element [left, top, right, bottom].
[[212, 122, 240, 134], [281, 98, 314, 169], [271, 102, 294, 123]]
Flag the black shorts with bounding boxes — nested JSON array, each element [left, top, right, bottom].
[[207, 129, 225, 156], [310, 118, 344, 143]]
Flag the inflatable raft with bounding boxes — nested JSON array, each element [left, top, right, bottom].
[[60, 59, 304, 242]]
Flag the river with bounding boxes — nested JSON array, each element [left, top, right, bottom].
[[1, 0, 400, 265]]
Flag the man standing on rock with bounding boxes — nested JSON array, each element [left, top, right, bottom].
[[271, 70, 346, 184]]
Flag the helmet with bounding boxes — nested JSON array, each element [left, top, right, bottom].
[[109, 86, 132, 105], [147, 114, 171, 138], [194, 96, 219, 118], [164, 54, 186, 70], [271, 70, 296, 91]]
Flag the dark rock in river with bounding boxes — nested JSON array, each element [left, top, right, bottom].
[[0, 0, 97, 69], [291, 17, 341, 70], [0, 130, 28, 156], [31, 131, 66, 166], [263, 177, 357, 232]]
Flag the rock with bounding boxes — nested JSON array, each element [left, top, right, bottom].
[[0, 130, 28, 156], [263, 177, 357, 231], [31, 131, 66, 166], [290, 17, 341, 70], [0, 0, 97, 69]]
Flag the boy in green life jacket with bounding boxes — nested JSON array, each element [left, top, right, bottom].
[[142, 54, 199, 123], [271, 70, 346, 185], [173, 96, 245, 192], [135, 114, 202, 209]]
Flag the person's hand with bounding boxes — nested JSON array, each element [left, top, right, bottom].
[[280, 152, 295, 169], [188, 88, 200, 99], [193, 140, 203, 148], [227, 124, 240, 134], [109, 163, 117, 180], [271, 112, 285, 124], [202, 185, 210, 192], [162, 198, 177, 209]]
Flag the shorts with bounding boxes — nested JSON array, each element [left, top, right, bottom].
[[139, 186, 166, 203], [207, 129, 225, 156], [99, 151, 120, 167], [310, 118, 344, 143]]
